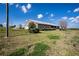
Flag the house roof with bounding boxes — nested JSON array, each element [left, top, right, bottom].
[[27, 19, 57, 26]]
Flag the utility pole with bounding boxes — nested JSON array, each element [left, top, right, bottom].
[[6, 3, 9, 37]]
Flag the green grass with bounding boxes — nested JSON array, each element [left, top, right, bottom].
[[0, 27, 29, 37], [0, 28, 79, 56], [48, 34, 60, 40], [9, 28, 29, 36], [0, 27, 6, 37], [9, 48, 28, 56], [29, 43, 49, 56]]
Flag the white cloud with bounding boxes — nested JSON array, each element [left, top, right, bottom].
[[21, 4, 32, 13], [37, 14, 43, 19], [73, 7, 79, 12], [69, 17, 74, 20], [26, 4, 31, 10], [50, 14, 54, 17], [16, 4, 19, 8], [62, 16, 68, 20], [71, 16, 79, 23], [21, 5, 27, 13]]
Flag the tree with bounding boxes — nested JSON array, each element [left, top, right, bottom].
[[59, 20, 67, 30], [28, 22, 39, 33], [0, 24, 3, 27], [28, 22, 36, 29]]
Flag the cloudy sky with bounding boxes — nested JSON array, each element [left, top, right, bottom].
[[0, 3, 79, 28]]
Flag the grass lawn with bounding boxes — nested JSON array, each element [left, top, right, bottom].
[[0, 28, 79, 56]]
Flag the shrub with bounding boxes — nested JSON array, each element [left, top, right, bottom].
[[29, 43, 49, 56], [29, 28, 39, 33]]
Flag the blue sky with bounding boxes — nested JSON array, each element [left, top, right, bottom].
[[0, 3, 79, 28]]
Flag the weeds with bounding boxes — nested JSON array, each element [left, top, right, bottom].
[[29, 43, 49, 56], [9, 48, 28, 56]]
